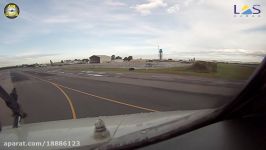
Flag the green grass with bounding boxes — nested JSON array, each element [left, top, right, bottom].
[[62, 63, 258, 80], [136, 67, 214, 77], [215, 63, 257, 80], [136, 63, 257, 80]]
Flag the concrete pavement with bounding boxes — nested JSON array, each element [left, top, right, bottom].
[[0, 70, 235, 126]]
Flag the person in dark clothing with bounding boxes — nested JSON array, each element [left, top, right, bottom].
[[0, 86, 26, 131]]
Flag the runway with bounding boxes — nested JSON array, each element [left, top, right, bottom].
[[0, 70, 232, 126]]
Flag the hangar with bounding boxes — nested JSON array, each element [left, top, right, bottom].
[[89, 55, 111, 63]]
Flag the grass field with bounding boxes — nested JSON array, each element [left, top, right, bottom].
[[62, 63, 258, 80], [136, 63, 257, 80]]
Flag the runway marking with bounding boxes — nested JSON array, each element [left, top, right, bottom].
[[56, 84, 158, 112], [27, 72, 158, 112], [26, 73, 77, 119], [52, 83, 77, 119]]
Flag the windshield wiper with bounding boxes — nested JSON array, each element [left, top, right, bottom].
[[0, 86, 26, 130]]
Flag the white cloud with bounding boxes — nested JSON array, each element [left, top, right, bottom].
[[167, 4, 180, 14], [165, 0, 207, 14], [134, 0, 167, 15], [15, 53, 60, 59], [0, 53, 60, 67], [105, 0, 126, 7], [42, 15, 78, 24]]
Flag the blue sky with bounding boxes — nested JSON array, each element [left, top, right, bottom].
[[0, 0, 266, 67]]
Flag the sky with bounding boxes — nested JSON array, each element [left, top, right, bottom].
[[0, 0, 266, 67]]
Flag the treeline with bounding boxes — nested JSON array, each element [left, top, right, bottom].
[[111, 55, 133, 61]]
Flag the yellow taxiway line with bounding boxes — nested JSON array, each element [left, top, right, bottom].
[[28, 73, 158, 113], [26, 74, 77, 119], [52, 83, 77, 119], [57, 83, 158, 112]]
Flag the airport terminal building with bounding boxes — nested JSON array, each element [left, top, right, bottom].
[[89, 55, 111, 63]]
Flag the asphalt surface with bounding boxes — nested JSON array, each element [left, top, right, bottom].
[[0, 70, 232, 126]]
